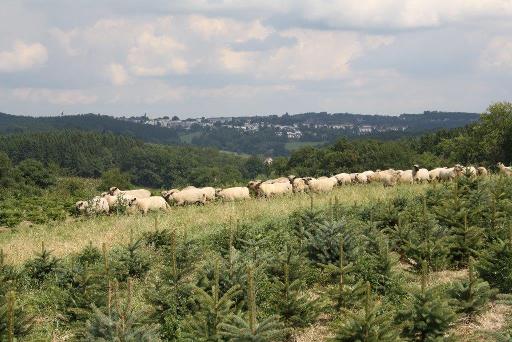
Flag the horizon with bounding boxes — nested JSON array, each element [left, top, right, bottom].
[[1, 1, 510, 117]]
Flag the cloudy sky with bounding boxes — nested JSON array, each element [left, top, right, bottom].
[[0, 1, 511, 117]]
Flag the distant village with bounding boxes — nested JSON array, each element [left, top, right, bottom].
[[120, 113, 408, 139]]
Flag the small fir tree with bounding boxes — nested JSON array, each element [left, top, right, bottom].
[[397, 261, 455, 341], [477, 225, 512, 292], [219, 266, 286, 341], [329, 282, 400, 342], [449, 257, 497, 318], [182, 260, 241, 341]]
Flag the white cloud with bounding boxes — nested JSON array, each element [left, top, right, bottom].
[[127, 26, 189, 77], [106, 63, 129, 86], [480, 36, 512, 72], [0, 41, 48, 72], [12, 88, 97, 105]]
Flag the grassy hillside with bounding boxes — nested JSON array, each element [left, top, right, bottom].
[[3, 176, 512, 341], [1, 182, 424, 265]]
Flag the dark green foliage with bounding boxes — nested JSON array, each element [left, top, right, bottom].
[[305, 220, 347, 265], [449, 258, 497, 318], [143, 228, 174, 250], [400, 199, 450, 271], [84, 280, 161, 341], [0, 291, 34, 341], [73, 241, 102, 266], [329, 283, 400, 342], [397, 261, 455, 341], [99, 168, 132, 191], [183, 261, 241, 341], [24, 242, 61, 285], [270, 248, 321, 329], [110, 234, 150, 282], [477, 234, 512, 293], [219, 266, 286, 341]]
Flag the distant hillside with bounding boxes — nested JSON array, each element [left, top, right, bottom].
[[0, 112, 181, 145], [0, 110, 481, 156]]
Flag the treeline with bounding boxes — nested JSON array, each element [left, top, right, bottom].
[[0, 130, 265, 189], [279, 102, 512, 177], [0, 113, 181, 145]]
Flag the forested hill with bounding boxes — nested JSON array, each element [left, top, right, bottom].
[[0, 110, 480, 156], [0, 112, 181, 145]]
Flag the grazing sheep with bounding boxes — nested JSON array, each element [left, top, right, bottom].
[[362, 170, 376, 183], [75, 196, 109, 215], [375, 170, 400, 187], [102, 193, 134, 211], [304, 177, 336, 193], [253, 181, 292, 197], [412, 165, 430, 183], [334, 173, 351, 186], [350, 173, 357, 183], [398, 170, 414, 184], [355, 173, 368, 184], [109, 187, 151, 199], [200, 187, 216, 201], [438, 165, 464, 181], [128, 196, 169, 214], [163, 188, 207, 206], [497, 162, 512, 176], [215, 187, 250, 201], [291, 177, 308, 193], [477, 166, 488, 176], [429, 168, 445, 182]]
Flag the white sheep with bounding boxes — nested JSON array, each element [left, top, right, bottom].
[[412, 165, 430, 183], [334, 173, 351, 186], [398, 170, 414, 184], [428, 167, 445, 182], [304, 177, 336, 193], [163, 188, 207, 206], [476, 166, 488, 176], [109, 187, 151, 199], [75, 196, 109, 215], [291, 177, 308, 193], [255, 181, 293, 197], [497, 162, 512, 176], [128, 196, 169, 214], [215, 187, 250, 201]]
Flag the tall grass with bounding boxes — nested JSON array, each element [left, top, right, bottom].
[[0, 183, 427, 265]]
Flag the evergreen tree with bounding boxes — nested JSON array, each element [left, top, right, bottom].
[[329, 282, 400, 342], [477, 226, 512, 292], [145, 230, 194, 341], [324, 237, 365, 310], [23, 242, 61, 285], [449, 258, 497, 318], [447, 213, 484, 268], [271, 248, 321, 329], [219, 266, 286, 341], [397, 261, 455, 341], [84, 279, 161, 341], [183, 261, 241, 341]]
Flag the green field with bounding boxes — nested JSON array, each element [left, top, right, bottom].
[[3, 177, 512, 341]]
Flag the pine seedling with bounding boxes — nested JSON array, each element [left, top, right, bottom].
[[183, 260, 241, 341], [219, 266, 286, 341], [448, 213, 484, 268], [449, 257, 497, 318], [324, 236, 364, 310], [0, 290, 33, 341], [272, 248, 321, 329], [477, 225, 512, 292], [23, 241, 61, 284], [329, 282, 399, 342], [85, 278, 161, 341], [397, 260, 455, 341]]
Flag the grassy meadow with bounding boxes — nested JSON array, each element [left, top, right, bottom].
[[1, 183, 426, 265]]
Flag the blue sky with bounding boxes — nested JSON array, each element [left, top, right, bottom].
[[0, 0, 511, 117]]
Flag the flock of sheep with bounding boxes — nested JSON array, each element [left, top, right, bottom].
[[75, 162, 512, 216]]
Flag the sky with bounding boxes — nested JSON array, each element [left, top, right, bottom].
[[0, 1, 511, 118]]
